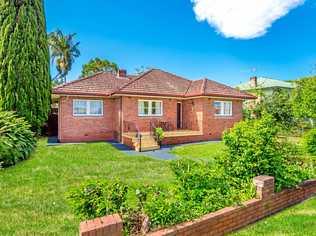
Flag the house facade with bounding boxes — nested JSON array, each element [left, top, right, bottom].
[[53, 69, 255, 151]]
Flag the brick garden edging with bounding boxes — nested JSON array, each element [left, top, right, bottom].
[[79, 176, 316, 236]]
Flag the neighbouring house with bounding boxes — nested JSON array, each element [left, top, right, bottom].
[[236, 76, 295, 110], [236, 76, 295, 97], [52, 69, 255, 151]]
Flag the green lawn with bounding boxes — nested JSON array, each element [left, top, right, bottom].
[[234, 197, 316, 236], [1, 139, 314, 235], [170, 141, 225, 160], [0, 139, 173, 235]]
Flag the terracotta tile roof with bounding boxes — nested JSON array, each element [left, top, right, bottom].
[[53, 72, 130, 96], [117, 69, 192, 97], [52, 69, 256, 99], [203, 78, 255, 99], [185, 79, 204, 97]]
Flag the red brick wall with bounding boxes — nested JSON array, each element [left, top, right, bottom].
[[182, 98, 243, 140], [121, 96, 180, 132], [80, 214, 122, 236], [79, 177, 316, 236], [58, 95, 243, 143], [204, 98, 243, 139], [58, 96, 117, 142], [148, 176, 316, 236]]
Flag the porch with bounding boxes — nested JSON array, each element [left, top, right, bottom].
[[122, 120, 203, 151]]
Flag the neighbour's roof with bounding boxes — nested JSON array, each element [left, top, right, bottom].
[[236, 77, 295, 91], [53, 69, 256, 99]]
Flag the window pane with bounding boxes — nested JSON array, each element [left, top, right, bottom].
[[213, 101, 222, 115], [89, 101, 102, 115], [74, 100, 87, 115], [223, 102, 232, 115], [139, 101, 149, 115], [152, 101, 157, 115], [144, 101, 149, 114], [156, 102, 162, 115]]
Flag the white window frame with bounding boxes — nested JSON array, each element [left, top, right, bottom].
[[213, 101, 232, 116], [138, 100, 163, 117], [73, 99, 104, 117]]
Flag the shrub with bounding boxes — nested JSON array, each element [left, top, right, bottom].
[[66, 180, 128, 219], [223, 114, 311, 191], [144, 185, 189, 228], [302, 128, 316, 155], [0, 111, 36, 168], [67, 115, 313, 233], [154, 127, 164, 145]]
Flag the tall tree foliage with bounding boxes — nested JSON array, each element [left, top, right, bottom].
[[48, 29, 80, 84], [0, 0, 51, 132], [244, 89, 295, 130], [292, 76, 316, 127], [81, 57, 118, 77]]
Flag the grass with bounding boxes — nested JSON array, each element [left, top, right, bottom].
[[170, 141, 225, 160], [0, 139, 173, 235], [234, 197, 316, 236], [1, 138, 314, 235]]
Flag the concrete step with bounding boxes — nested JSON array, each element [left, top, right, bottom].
[[136, 145, 160, 152], [132, 135, 159, 152]]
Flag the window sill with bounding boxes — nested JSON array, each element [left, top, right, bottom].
[[73, 114, 104, 117], [138, 114, 163, 117], [214, 115, 233, 118]]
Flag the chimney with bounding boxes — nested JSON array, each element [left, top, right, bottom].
[[250, 76, 258, 87], [117, 69, 127, 78]]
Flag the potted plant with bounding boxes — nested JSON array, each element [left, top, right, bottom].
[[154, 127, 165, 146]]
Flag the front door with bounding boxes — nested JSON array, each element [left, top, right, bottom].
[[177, 102, 182, 129]]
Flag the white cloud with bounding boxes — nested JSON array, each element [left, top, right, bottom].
[[191, 0, 305, 39]]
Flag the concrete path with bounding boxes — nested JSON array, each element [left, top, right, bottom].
[[110, 141, 219, 160], [47, 137, 218, 161]]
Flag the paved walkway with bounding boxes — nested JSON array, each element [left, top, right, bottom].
[[47, 137, 218, 160], [110, 141, 219, 160]]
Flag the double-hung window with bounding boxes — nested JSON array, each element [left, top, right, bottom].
[[73, 99, 103, 116], [138, 100, 163, 116], [213, 101, 232, 116]]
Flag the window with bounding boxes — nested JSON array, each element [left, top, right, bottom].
[[73, 99, 103, 116], [138, 100, 163, 116], [213, 101, 232, 116]]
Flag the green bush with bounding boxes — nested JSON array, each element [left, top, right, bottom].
[[67, 115, 313, 233], [303, 128, 316, 155], [66, 180, 128, 219], [154, 127, 164, 145], [0, 111, 36, 168], [67, 159, 256, 233], [223, 114, 311, 191]]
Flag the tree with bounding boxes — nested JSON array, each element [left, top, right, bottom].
[[262, 89, 296, 130], [48, 29, 80, 84], [0, 0, 51, 132], [244, 89, 295, 130], [81, 57, 118, 77], [134, 65, 152, 75], [292, 76, 316, 127]]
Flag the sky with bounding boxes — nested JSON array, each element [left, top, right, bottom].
[[44, 0, 316, 86]]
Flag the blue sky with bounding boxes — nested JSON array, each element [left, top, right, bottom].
[[45, 0, 316, 86]]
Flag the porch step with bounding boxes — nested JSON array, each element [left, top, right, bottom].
[[135, 145, 160, 152], [132, 135, 160, 152]]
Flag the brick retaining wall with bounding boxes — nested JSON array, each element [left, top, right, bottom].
[[79, 176, 316, 236]]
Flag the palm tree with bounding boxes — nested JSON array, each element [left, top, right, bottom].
[[48, 29, 80, 84]]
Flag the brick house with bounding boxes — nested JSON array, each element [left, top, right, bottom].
[[52, 69, 255, 151]]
